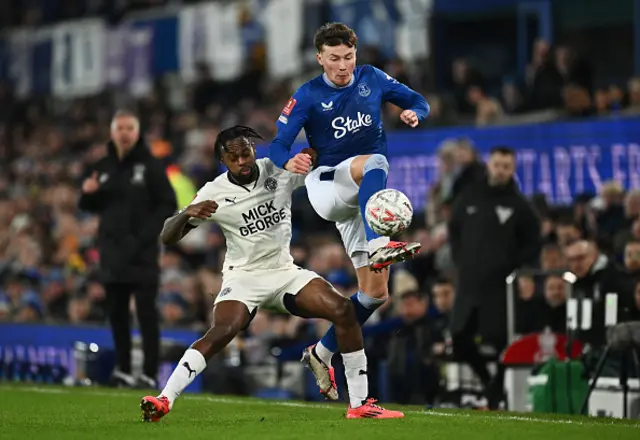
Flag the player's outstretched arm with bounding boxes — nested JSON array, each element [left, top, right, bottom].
[[373, 67, 430, 127], [160, 200, 218, 245], [269, 92, 310, 170]]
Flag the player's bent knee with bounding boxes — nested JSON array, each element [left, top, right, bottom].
[[364, 154, 389, 174], [330, 296, 355, 325]]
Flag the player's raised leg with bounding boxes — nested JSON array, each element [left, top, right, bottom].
[[350, 154, 421, 271], [292, 278, 403, 418], [140, 300, 251, 422]]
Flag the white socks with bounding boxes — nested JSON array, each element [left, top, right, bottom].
[[342, 349, 368, 408], [368, 236, 390, 254], [161, 348, 207, 408], [314, 342, 334, 366]]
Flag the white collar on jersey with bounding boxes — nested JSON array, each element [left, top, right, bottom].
[[322, 72, 355, 89]]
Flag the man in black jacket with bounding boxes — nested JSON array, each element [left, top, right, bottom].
[[79, 110, 176, 388], [564, 240, 635, 348], [448, 146, 541, 408]]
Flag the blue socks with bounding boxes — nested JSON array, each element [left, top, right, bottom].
[[315, 291, 387, 362], [358, 154, 389, 242]]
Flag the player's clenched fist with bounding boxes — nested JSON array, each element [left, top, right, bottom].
[[285, 152, 313, 175], [400, 110, 419, 128], [185, 200, 218, 219]]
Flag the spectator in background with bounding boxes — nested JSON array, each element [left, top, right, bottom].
[[448, 146, 541, 409], [524, 39, 563, 111], [447, 139, 485, 205], [387, 291, 441, 405], [451, 58, 485, 116], [624, 240, 640, 279], [609, 84, 627, 111], [468, 84, 504, 126], [501, 80, 524, 114], [594, 87, 611, 116], [573, 193, 597, 238], [595, 182, 626, 248], [563, 240, 634, 348], [540, 242, 566, 271], [563, 84, 593, 117], [78, 110, 176, 389], [468, 85, 504, 126], [555, 45, 593, 93], [515, 275, 538, 335], [427, 139, 458, 228], [540, 276, 568, 333], [518, 275, 567, 335], [555, 218, 583, 247], [613, 190, 640, 254], [431, 277, 455, 358], [626, 77, 640, 112]]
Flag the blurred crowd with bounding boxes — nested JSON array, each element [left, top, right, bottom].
[[446, 40, 640, 127], [2, 1, 640, 405]]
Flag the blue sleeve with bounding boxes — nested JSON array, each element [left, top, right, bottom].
[[372, 67, 430, 122], [268, 89, 310, 169]]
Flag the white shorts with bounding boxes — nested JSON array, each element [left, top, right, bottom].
[[215, 266, 320, 314], [305, 157, 369, 268]]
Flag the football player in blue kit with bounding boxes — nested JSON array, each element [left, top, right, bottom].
[[268, 22, 430, 399]]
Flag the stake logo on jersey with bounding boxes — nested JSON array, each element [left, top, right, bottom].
[[269, 65, 430, 169], [332, 112, 373, 139], [240, 200, 287, 237]]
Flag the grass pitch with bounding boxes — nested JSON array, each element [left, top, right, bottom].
[[0, 385, 638, 440]]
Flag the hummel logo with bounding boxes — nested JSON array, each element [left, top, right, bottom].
[[321, 101, 333, 111], [225, 197, 236, 204], [182, 361, 196, 378]]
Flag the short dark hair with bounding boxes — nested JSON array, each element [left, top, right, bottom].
[[314, 22, 358, 52], [542, 242, 562, 253], [490, 146, 516, 157], [433, 276, 453, 287], [400, 290, 427, 301], [214, 125, 263, 160], [556, 217, 580, 229]]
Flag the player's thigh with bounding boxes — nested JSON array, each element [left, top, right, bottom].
[[333, 156, 361, 206], [335, 212, 369, 267], [259, 267, 319, 315], [305, 158, 359, 223], [278, 276, 354, 323], [211, 300, 253, 335], [261, 268, 350, 321], [214, 273, 268, 328]]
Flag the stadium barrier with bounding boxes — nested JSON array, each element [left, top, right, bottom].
[[0, 323, 203, 392]]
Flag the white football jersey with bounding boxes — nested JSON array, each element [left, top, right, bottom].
[[188, 158, 305, 272]]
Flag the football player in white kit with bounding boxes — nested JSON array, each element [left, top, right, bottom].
[[140, 126, 403, 421]]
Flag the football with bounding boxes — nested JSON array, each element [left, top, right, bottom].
[[365, 189, 413, 237]]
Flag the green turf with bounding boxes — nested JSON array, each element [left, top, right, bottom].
[[0, 385, 638, 440]]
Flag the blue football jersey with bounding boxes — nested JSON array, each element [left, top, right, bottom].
[[268, 65, 429, 168]]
